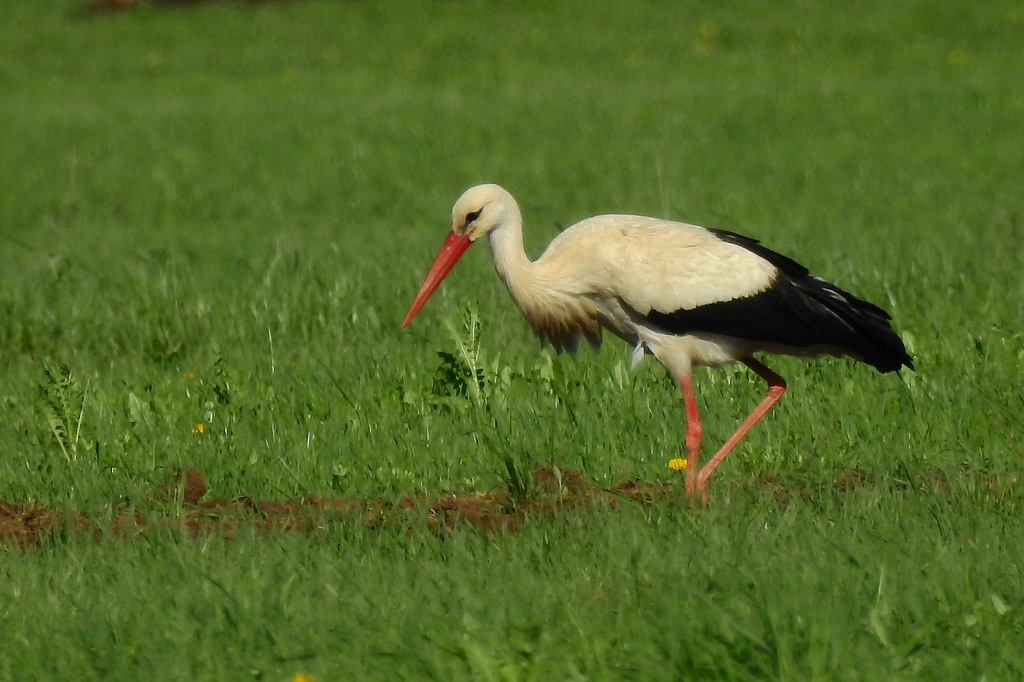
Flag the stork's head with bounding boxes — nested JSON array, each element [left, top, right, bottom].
[[401, 184, 518, 328], [450, 183, 519, 241]]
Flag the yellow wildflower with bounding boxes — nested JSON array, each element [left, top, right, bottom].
[[192, 423, 204, 434], [699, 22, 720, 39], [668, 458, 688, 471]]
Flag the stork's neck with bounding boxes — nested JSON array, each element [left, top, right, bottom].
[[483, 207, 602, 353], [487, 215, 534, 296]]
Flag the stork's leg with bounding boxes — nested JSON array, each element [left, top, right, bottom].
[[695, 358, 787, 499], [679, 373, 703, 498]]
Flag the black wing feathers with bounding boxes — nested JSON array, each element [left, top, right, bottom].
[[644, 230, 913, 373], [708, 228, 809, 278]]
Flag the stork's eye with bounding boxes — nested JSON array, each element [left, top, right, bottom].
[[464, 209, 482, 226]]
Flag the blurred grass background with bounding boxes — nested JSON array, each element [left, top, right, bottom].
[[1, 1, 1023, 679]]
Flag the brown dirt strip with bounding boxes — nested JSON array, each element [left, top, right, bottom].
[[0, 467, 664, 549], [2, 467, 1017, 549]]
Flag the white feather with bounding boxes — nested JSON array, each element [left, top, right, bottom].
[[541, 215, 778, 314]]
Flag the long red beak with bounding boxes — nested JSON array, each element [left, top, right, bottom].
[[402, 231, 473, 327]]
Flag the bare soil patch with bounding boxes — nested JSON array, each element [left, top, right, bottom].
[[3, 467, 1016, 549], [0, 467, 663, 549]]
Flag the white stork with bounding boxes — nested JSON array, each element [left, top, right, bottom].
[[402, 184, 912, 501]]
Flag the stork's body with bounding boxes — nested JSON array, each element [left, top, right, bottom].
[[403, 184, 912, 500]]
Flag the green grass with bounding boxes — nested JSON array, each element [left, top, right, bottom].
[[2, 0, 1023, 679]]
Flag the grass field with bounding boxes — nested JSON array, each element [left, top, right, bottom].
[[2, 0, 1024, 679]]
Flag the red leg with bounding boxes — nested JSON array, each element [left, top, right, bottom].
[[695, 358, 787, 500], [679, 373, 702, 498]]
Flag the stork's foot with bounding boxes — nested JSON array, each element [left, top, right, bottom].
[[694, 468, 713, 504], [681, 463, 710, 505], [687, 481, 710, 505]]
